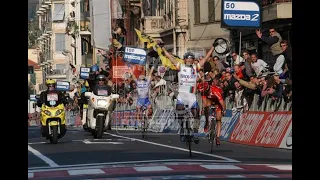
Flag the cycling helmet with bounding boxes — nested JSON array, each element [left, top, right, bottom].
[[139, 74, 146, 80], [84, 81, 89, 87], [183, 52, 195, 60], [197, 81, 209, 93], [96, 74, 106, 80], [46, 79, 56, 86]]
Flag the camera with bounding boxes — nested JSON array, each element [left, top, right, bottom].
[[230, 68, 235, 74]]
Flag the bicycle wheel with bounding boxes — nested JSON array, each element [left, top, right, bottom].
[[186, 120, 192, 157], [144, 112, 148, 139], [210, 117, 216, 153], [141, 111, 145, 139]]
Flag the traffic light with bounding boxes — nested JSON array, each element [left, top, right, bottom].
[[28, 66, 34, 74]]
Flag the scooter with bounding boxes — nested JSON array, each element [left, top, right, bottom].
[[85, 92, 119, 139], [36, 93, 68, 144]]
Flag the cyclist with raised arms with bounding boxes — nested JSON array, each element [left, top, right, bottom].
[[160, 42, 215, 134], [129, 66, 155, 121]]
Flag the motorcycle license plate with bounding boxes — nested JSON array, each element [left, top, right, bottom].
[[47, 94, 58, 101], [97, 90, 108, 96]]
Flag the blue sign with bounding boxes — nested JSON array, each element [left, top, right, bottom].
[[123, 47, 147, 65], [221, 0, 261, 29], [80, 67, 90, 79], [56, 81, 70, 91], [220, 111, 241, 141]]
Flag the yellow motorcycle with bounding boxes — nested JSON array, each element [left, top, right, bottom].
[[37, 93, 67, 144]]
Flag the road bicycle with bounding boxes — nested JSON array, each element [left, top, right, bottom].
[[141, 106, 148, 139], [207, 105, 217, 153], [177, 104, 200, 157]]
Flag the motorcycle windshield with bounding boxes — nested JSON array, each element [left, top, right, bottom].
[[45, 93, 61, 107]]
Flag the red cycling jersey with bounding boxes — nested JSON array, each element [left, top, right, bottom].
[[208, 85, 224, 111]]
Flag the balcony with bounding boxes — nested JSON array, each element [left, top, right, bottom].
[[143, 16, 173, 35], [262, 0, 292, 22]]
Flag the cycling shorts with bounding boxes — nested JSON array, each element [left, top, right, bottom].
[[137, 97, 151, 107], [176, 92, 199, 109]]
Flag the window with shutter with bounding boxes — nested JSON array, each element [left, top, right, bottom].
[[208, 0, 215, 22], [194, 0, 200, 24]]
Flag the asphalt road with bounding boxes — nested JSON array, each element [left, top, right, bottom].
[[28, 126, 292, 179]]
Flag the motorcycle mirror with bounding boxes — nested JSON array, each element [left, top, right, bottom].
[[85, 92, 92, 97]]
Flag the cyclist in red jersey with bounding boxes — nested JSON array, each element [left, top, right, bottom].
[[206, 77, 226, 146]]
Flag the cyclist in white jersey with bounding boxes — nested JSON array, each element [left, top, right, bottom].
[[130, 67, 154, 121], [161, 43, 215, 132]]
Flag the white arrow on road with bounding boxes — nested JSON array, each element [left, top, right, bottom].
[[83, 139, 124, 144]]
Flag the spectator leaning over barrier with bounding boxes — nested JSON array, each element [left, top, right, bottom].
[[234, 64, 244, 79], [239, 62, 250, 81], [242, 50, 254, 78], [280, 40, 292, 80], [256, 28, 283, 71], [271, 73, 284, 100], [250, 53, 269, 76], [233, 81, 248, 112]]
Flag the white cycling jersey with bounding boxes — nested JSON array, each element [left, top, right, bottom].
[[136, 79, 151, 98], [177, 62, 201, 94]]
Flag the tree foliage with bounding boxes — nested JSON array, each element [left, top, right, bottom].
[[28, 17, 40, 48]]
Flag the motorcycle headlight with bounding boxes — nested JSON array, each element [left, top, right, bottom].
[[44, 110, 51, 116], [97, 100, 108, 107], [55, 109, 63, 116]]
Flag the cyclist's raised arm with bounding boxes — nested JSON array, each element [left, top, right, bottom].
[[161, 47, 178, 66], [198, 46, 215, 67], [147, 66, 154, 81], [129, 68, 137, 81]]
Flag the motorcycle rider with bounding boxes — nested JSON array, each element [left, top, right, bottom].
[[93, 74, 114, 130], [36, 79, 68, 138]]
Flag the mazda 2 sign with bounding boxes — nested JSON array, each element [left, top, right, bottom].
[[221, 0, 261, 29]]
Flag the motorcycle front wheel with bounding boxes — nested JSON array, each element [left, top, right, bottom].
[[94, 116, 104, 139], [50, 126, 59, 144]]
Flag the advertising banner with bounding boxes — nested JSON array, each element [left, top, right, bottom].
[[230, 111, 292, 148], [80, 67, 90, 79], [220, 110, 241, 141], [112, 66, 130, 79], [278, 121, 292, 149], [221, 0, 262, 29], [123, 47, 147, 65], [112, 110, 140, 129], [56, 81, 70, 91]]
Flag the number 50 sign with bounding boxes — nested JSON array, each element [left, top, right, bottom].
[[221, 0, 262, 29]]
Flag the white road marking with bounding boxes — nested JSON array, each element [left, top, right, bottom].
[[268, 165, 292, 170], [28, 173, 34, 178], [28, 159, 236, 172], [28, 145, 59, 167], [134, 166, 172, 172], [105, 132, 240, 163], [262, 174, 279, 178], [227, 175, 245, 178], [68, 169, 105, 175], [83, 139, 124, 144], [28, 142, 47, 145], [200, 164, 243, 170]]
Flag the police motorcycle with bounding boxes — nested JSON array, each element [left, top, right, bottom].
[[85, 87, 119, 139], [36, 79, 68, 144]]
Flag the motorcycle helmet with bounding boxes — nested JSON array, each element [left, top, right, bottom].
[[96, 74, 106, 81], [84, 81, 89, 88], [46, 79, 56, 91]]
